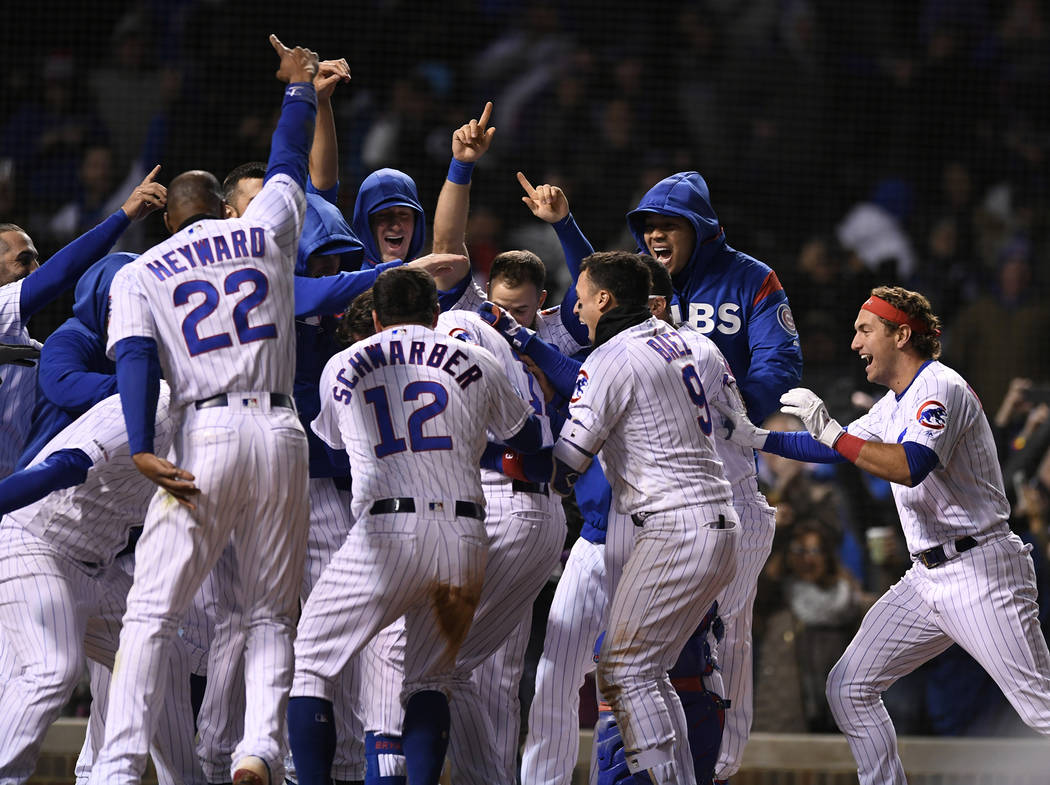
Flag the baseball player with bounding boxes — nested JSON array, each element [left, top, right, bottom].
[[0, 385, 203, 785], [89, 36, 319, 785], [0, 170, 166, 478], [286, 266, 542, 785], [522, 173, 794, 782], [717, 285, 1050, 785], [551, 251, 738, 785]]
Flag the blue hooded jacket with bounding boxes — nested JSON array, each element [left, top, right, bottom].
[[295, 194, 371, 480], [18, 252, 137, 469], [351, 168, 426, 268], [627, 172, 802, 422]]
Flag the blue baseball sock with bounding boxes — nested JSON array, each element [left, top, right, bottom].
[[401, 690, 450, 785], [364, 732, 405, 785], [287, 696, 336, 785]]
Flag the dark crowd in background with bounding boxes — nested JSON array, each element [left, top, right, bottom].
[[3, 0, 1050, 738]]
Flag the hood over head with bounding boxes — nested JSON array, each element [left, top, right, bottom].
[[71, 252, 138, 336], [351, 168, 426, 268], [297, 193, 365, 275]]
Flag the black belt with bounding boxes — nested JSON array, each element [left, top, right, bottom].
[[512, 479, 547, 494], [370, 497, 484, 521], [195, 393, 295, 410], [633, 512, 728, 528], [914, 535, 978, 568]]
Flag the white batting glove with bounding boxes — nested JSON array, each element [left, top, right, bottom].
[[711, 399, 769, 450], [779, 387, 844, 448]]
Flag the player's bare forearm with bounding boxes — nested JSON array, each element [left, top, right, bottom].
[[309, 98, 338, 191], [845, 440, 914, 486], [432, 178, 470, 257], [132, 452, 200, 509]]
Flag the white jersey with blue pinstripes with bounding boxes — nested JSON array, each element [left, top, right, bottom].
[[535, 306, 587, 357], [105, 174, 305, 406], [313, 322, 534, 520], [846, 360, 1010, 552], [562, 317, 733, 515], [0, 279, 40, 478], [5, 386, 174, 565]]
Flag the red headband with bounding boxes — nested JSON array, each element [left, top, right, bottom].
[[861, 296, 941, 337]]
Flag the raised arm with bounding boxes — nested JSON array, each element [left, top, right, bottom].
[[432, 101, 495, 258], [308, 57, 351, 200], [19, 166, 165, 319]]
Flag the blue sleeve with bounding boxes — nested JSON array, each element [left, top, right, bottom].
[[38, 332, 116, 413], [739, 291, 804, 423], [19, 211, 131, 319], [519, 334, 583, 401], [556, 286, 590, 347], [437, 273, 472, 313], [114, 337, 161, 455], [552, 213, 594, 283], [0, 448, 92, 516], [294, 261, 400, 319], [503, 414, 543, 454], [306, 178, 339, 205], [264, 83, 318, 190], [763, 430, 846, 463], [903, 441, 939, 485]]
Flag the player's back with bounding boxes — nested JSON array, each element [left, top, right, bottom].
[[578, 318, 732, 514], [112, 175, 304, 406], [7, 386, 175, 565], [317, 322, 531, 520]]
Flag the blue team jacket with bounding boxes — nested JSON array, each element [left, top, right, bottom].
[[627, 172, 803, 422], [17, 252, 137, 469]]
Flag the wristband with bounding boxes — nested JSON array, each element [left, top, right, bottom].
[[500, 450, 529, 483], [284, 82, 318, 107], [834, 432, 865, 463], [447, 158, 475, 185]]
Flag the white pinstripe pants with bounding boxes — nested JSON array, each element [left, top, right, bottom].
[[90, 404, 310, 785], [597, 506, 737, 785], [713, 500, 775, 780], [520, 537, 608, 785], [827, 532, 1050, 785]]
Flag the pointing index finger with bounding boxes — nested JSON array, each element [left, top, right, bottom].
[[141, 164, 161, 184], [269, 33, 288, 54], [478, 101, 493, 129], [516, 171, 538, 197]]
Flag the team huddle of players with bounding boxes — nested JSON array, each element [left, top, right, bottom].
[[1, 35, 1048, 785]]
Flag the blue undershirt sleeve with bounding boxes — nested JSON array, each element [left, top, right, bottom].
[[264, 83, 318, 189], [114, 337, 161, 455], [763, 430, 847, 463], [19, 211, 131, 319], [502, 415, 543, 454], [902, 441, 939, 485], [519, 335, 583, 401], [0, 448, 92, 516], [294, 261, 401, 319], [551, 213, 595, 283]]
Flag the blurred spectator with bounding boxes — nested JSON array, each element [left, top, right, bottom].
[[836, 180, 919, 284], [943, 237, 1050, 407], [753, 522, 871, 733]]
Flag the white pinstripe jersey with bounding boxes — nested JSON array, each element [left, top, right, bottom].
[[313, 322, 534, 519], [105, 174, 306, 406], [447, 277, 489, 313], [5, 385, 174, 565], [561, 317, 733, 515], [535, 305, 587, 356], [437, 309, 553, 487], [677, 323, 766, 506], [0, 279, 40, 478], [847, 360, 1010, 552]]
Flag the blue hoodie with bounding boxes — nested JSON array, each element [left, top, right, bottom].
[[626, 172, 802, 422], [351, 168, 426, 268], [18, 252, 137, 469], [295, 194, 377, 480]]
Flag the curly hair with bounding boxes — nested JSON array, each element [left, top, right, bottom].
[[869, 285, 942, 359]]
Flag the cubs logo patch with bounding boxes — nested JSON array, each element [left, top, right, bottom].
[[916, 399, 947, 430], [570, 370, 589, 403], [448, 327, 476, 344], [777, 303, 797, 336]]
